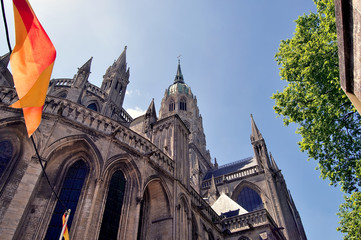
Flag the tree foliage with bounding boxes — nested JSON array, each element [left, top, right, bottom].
[[272, 0, 361, 237], [337, 192, 361, 239], [272, 0, 361, 193]]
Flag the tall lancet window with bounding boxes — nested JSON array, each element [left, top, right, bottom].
[[98, 170, 126, 240], [45, 160, 88, 240], [237, 187, 263, 212], [169, 99, 175, 112], [180, 98, 187, 111]]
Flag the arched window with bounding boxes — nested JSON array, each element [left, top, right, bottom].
[[119, 85, 123, 96], [58, 92, 67, 98], [169, 100, 175, 112], [0, 140, 13, 178], [237, 187, 263, 212], [98, 170, 126, 240], [180, 98, 187, 111], [44, 161, 88, 240], [87, 103, 98, 112]]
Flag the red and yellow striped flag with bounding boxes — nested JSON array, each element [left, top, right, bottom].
[[10, 0, 56, 137], [62, 212, 69, 240]]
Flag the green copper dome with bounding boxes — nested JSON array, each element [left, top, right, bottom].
[[167, 60, 192, 96]]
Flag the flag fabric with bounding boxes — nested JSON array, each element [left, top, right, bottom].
[[10, 0, 56, 137], [62, 212, 69, 240]]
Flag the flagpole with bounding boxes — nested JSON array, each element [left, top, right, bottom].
[[59, 209, 70, 240]]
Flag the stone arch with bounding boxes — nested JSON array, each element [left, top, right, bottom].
[[137, 177, 172, 240], [0, 123, 24, 192], [231, 180, 265, 212], [42, 134, 102, 179], [18, 135, 102, 239], [177, 194, 190, 240], [96, 155, 142, 239]]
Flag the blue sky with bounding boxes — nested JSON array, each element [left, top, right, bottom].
[[1, 0, 345, 239]]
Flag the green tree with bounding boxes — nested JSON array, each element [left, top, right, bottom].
[[272, 0, 361, 237]]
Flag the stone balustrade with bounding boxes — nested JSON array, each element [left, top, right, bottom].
[[85, 83, 107, 99], [222, 209, 270, 232], [50, 78, 73, 87], [201, 165, 259, 189], [190, 187, 222, 224], [0, 86, 173, 176]]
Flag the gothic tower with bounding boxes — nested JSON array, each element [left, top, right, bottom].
[[100, 46, 130, 117], [159, 60, 212, 192]]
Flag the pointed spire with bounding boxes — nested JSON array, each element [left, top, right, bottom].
[[269, 152, 279, 171], [144, 98, 157, 133], [250, 114, 263, 142], [145, 98, 157, 121], [209, 174, 217, 195], [114, 46, 127, 70], [0, 52, 10, 70], [174, 59, 184, 83], [73, 57, 92, 87], [78, 57, 92, 73]]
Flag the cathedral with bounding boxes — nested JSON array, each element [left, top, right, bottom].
[[0, 48, 306, 240]]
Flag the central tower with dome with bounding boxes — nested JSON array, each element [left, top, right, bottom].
[[159, 60, 213, 192]]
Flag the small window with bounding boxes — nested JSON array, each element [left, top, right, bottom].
[[0, 140, 13, 178], [237, 187, 263, 212], [58, 92, 67, 98], [87, 103, 98, 112], [169, 100, 175, 112], [119, 85, 123, 96], [180, 99, 187, 111], [115, 81, 119, 90]]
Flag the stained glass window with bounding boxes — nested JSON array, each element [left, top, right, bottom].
[[44, 160, 87, 240], [237, 187, 263, 212], [0, 140, 13, 178], [98, 170, 126, 240]]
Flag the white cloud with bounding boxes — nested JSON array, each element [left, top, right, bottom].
[[126, 107, 145, 118]]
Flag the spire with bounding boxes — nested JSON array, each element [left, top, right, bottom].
[[78, 57, 92, 73], [145, 98, 157, 121], [0, 52, 10, 70], [73, 57, 92, 87], [144, 98, 157, 133], [250, 114, 263, 142], [209, 174, 217, 195], [174, 59, 184, 83], [269, 152, 279, 171], [114, 46, 127, 71]]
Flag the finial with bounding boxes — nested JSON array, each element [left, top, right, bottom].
[[177, 54, 182, 64], [124, 46, 127, 50]]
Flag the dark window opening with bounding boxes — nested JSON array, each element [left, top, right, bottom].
[[237, 187, 263, 212], [44, 161, 87, 240], [169, 100, 175, 112], [58, 92, 67, 98], [180, 99, 187, 111], [0, 140, 13, 178], [87, 103, 98, 112], [119, 85, 123, 96], [98, 170, 126, 240]]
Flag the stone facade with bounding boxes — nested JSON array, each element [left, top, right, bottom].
[[0, 48, 306, 240]]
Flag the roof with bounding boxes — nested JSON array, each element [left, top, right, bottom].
[[211, 193, 248, 216], [203, 156, 255, 180]]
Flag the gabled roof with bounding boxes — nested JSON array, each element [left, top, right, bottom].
[[203, 156, 255, 180], [211, 193, 248, 216]]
